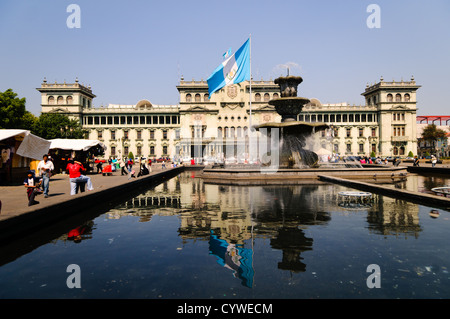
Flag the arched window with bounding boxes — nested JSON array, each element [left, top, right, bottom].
[[66, 96, 73, 104], [264, 93, 270, 102], [186, 94, 192, 102], [57, 96, 64, 104], [48, 96, 55, 104], [387, 94, 393, 102], [395, 94, 402, 102], [255, 93, 261, 102], [217, 127, 223, 138], [273, 93, 279, 99], [204, 94, 209, 101], [404, 93, 410, 102], [195, 94, 201, 102], [224, 127, 229, 138], [399, 146, 405, 156], [237, 126, 242, 138]]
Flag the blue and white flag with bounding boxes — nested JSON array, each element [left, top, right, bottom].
[[207, 38, 250, 96]]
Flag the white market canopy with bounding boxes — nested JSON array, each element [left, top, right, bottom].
[[0, 129, 51, 160], [49, 139, 107, 152]]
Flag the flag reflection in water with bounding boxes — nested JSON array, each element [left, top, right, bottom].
[[208, 230, 254, 288]]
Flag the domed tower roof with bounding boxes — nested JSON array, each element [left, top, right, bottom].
[[308, 98, 321, 107], [136, 99, 152, 109]]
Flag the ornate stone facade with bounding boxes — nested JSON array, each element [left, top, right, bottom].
[[38, 76, 419, 160]]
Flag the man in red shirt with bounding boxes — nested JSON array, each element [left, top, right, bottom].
[[66, 159, 94, 195]]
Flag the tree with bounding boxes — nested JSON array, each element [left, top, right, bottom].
[[0, 89, 38, 129], [33, 113, 86, 140], [128, 152, 134, 160], [407, 151, 414, 158], [421, 124, 447, 155], [370, 151, 376, 158]]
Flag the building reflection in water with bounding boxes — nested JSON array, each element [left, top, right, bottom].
[[53, 172, 425, 286]]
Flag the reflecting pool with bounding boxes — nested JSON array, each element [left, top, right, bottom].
[[0, 171, 450, 299]]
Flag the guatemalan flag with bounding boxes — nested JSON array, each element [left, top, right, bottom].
[[207, 38, 250, 96]]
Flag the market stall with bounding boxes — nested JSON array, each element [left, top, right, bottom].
[[48, 139, 107, 174]]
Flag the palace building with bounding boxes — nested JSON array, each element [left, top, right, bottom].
[[38, 75, 420, 160]]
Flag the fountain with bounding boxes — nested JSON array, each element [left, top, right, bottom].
[[254, 75, 328, 168]]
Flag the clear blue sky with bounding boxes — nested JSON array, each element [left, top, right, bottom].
[[1, 0, 449, 116]]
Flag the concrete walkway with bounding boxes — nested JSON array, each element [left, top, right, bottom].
[[0, 164, 185, 241]]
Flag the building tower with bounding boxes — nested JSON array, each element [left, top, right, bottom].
[[362, 76, 420, 156], [37, 77, 96, 122]]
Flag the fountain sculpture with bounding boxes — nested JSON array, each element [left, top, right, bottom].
[[254, 75, 328, 168]]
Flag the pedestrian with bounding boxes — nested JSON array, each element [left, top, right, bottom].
[[120, 159, 127, 175], [96, 160, 103, 174], [413, 156, 420, 167], [148, 158, 152, 172], [66, 159, 94, 195], [162, 160, 166, 169], [37, 154, 54, 198], [24, 170, 42, 206], [431, 155, 437, 167]]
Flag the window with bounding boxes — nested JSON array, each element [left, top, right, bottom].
[[359, 128, 364, 137], [87, 117, 93, 125], [355, 114, 360, 122], [336, 114, 341, 122], [97, 131, 102, 139], [264, 93, 270, 102], [166, 116, 171, 124], [137, 130, 142, 139], [101, 117, 106, 125], [111, 131, 116, 139], [346, 144, 351, 153], [404, 94, 410, 102], [387, 94, 393, 102], [195, 94, 201, 102], [359, 144, 364, 153], [172, 115, 178, 125], [150, 146, 155, 155], [124, 130, 129, 139], [163, 146, 168, 155], [163, 130, 168, 139], [255, 93, 261, 102], [217, 127, 223, 138], [48, 96, 55, 104], [368, 114, 373, 122], [94, 117, 99, 125], [150, 130, 155, 139], [333, 127, 339, 137], [137, 146, 142, 156], [343, 114, 347, 122], [204, 94, 209, 101], [66, 96, 73, 104], [273, 93, 279, 99], [57, 96, 64, 104], [372, 144, 376, 153], [124, 146, 128, 155], [120, 116, 126, 125], [371, 128, 376, 137], [111, 146, 116, 156], [395, 94, 402, 102], [108, 117, 113, 125], [153, 116, 158, 124], [186, 94, 192, 102], [175, 129, 180, 139], [159, 116, 164, 124], [334, 144, 339, 153], [127, 116, 132, 125], [346, 128, 351, 137]]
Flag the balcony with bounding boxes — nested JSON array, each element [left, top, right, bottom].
[[391, 136, 409, 142]]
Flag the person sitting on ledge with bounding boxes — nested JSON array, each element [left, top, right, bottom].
[[24, 170, 42, 206], [66, 158, 94, 195]]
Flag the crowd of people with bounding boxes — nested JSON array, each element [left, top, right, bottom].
[[24, 155, 183, 207]]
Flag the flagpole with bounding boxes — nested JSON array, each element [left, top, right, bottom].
[[249, 34, 252, 130]]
